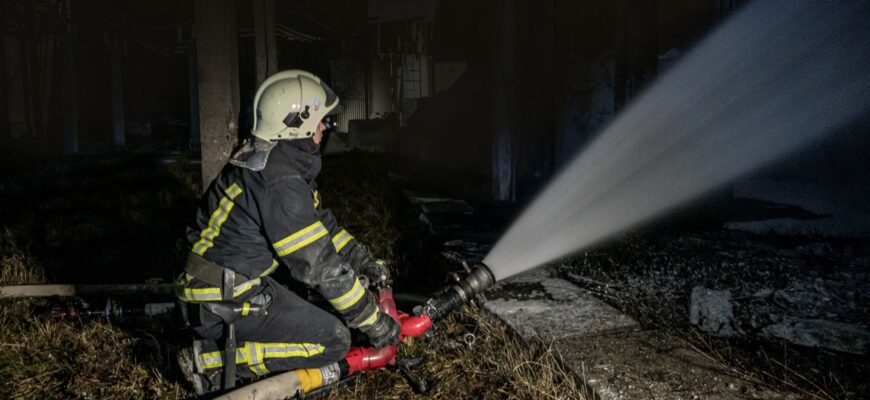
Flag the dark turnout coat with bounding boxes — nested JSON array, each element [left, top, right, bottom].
[[178, 139, 380, 331]]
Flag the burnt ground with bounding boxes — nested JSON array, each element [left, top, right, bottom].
[[556, 229, 870, 399]]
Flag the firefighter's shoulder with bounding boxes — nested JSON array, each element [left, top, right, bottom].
[[259, 148, 305, 186]]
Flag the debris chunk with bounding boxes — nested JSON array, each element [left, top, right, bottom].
[[689, 287, 737, 337], [760, 317, 870, 355]]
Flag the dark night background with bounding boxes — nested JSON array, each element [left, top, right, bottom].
[[1, 0, 869, 398], [3, 0, 869, 227]]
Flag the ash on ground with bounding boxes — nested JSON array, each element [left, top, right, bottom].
[[558, 229, 870, 398]]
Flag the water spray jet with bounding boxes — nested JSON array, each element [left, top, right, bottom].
[[484, 0, 870, 280]]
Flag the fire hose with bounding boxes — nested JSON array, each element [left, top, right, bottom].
[[215, 263, 495, 400]]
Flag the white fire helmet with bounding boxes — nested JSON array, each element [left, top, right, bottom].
[[251, 70, 342, 141]]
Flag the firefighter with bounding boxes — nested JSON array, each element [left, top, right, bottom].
[[176, 70, 399, 395]]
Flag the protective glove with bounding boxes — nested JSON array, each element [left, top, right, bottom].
[[360, 259, 391, 287], [360, 312, 401, 348]]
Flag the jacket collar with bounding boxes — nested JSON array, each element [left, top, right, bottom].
[[274, 139, 322, 181]]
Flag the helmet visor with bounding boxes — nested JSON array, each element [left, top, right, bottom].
[[321, 81, 344, 115]]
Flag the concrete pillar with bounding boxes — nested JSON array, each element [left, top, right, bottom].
[[21, 0, 36, 140], [491, 0, 516, 202], [4, 35, 25, 140], [110, 49, 125, 148], [61, 0, 78, 154], [0, 22, 9, 144], [420, 55, 432, 98], [187, 47, 200, 148], [367, 59, 392, 118], [195, 0, 240, 188], [253, 0, 277, 87]]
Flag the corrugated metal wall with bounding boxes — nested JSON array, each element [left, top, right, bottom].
[[328, 59, 465, 132], [330, 59, 367, 132], [402, 55, 423, 99], [434, 61, 467, 94]]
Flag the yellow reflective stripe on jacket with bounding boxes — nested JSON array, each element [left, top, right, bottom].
[[179, 286, 221, 302], [260, 259, 280, 277], [176, 274, 262, 303], [331, 229, 353, 252], [178, 278, 260, 302], [355, 307, 380, 328], [273, 221, 329, 257], [328, 277, 365, 311], [192, 183, 243, 256], [175, 259, 280, 303], [199, 341, 324, 375]]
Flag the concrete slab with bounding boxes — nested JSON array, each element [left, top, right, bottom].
[[482, 269, 793, 399], [556, 330, 793, 400], [483, 268, 639, 341]]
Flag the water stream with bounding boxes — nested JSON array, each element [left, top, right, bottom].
[[484, 0, 870, 280]]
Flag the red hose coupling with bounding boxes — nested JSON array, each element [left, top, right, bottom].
[[344, 345, 397, 375], [343, 287, 435, 375], [399, 314, 433, 337]]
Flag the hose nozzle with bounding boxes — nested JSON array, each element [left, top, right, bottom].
[[424, 263, 495, 321]]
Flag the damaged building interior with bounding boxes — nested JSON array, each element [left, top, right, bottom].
[[1, 0, 869, 398]]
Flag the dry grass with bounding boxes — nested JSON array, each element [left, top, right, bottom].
[[681, 331, 838, 400], [0, 151, 586, 399], [1, 228, 45, 286], [0, 216, 187, 400], [325, 306, 587, 400]]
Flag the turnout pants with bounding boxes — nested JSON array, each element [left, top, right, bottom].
[[188, 277, 351, 378]]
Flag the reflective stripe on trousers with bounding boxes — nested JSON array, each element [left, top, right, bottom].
[[199, 342, 326, 376]]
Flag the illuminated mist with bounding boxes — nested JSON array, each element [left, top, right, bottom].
[[484, 0, 870, 280]]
